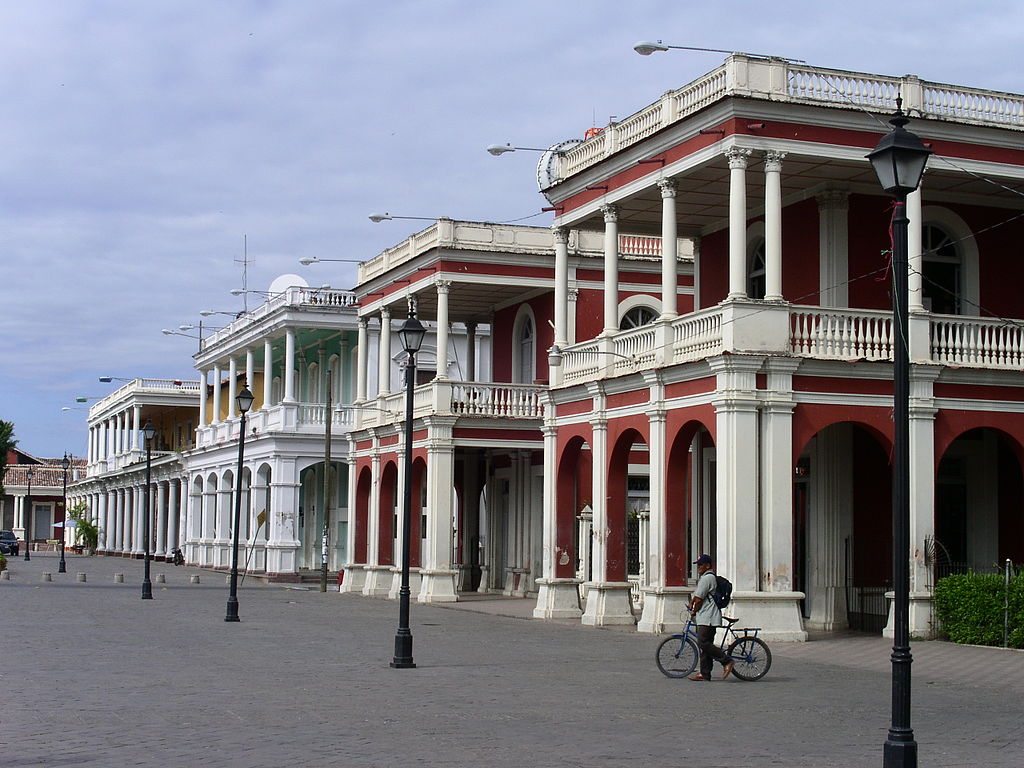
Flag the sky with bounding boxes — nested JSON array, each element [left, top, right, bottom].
[[3, 0, 1022, 458]]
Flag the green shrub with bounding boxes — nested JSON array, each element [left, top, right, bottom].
[[934, 571, 1023, 648]]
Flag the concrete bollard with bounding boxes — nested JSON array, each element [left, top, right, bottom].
[[42, 572, 52, 582], [190, 574, 200, 584], [156, 573, 166, 583], [114, 573, 124, 583], [1, 570, 10, 580], [77, 573, 87, 582]]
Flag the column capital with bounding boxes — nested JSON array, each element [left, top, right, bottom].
[[815, 188, 850, 209], [379, 306, 391, 320], [552, 226, 569, 244], [435, 279, 452, 294], [763, 150, 786, 172], [657, 178, 677, 198], [567, 288, 579, 302], [725, 147, 752, 169], [601, 204, 618, 223], [357, 316, 368, 329]]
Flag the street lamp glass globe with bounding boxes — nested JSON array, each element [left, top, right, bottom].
[[142, 420, 157, 441], [236, 387, 255, 414], [398, 316, 427, 354], [867, 115, 931, 196]]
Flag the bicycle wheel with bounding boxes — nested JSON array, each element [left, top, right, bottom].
[[655, 635, 699, 678], [727, 637, 772, 681]]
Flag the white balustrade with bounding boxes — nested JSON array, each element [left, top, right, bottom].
[[930, 315, 1024, 369], [789, 308, 893, 361], [671, 308, 724, 364], [450, 383, 543, 418]]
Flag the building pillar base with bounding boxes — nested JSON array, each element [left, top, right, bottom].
[[728, 591, 808, 641], [388, 567, 422, 600], [362, 565, 393, 596], [637, 586, 693, 634], [418, 568, 459, 603], [338, 564, 366, 594], [581, 581, 636, 626], [532, 577, 582, 619], [882, 590, 936, 639], [264, 541, 299, 578]]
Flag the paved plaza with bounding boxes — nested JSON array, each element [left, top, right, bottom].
[[2, 553, 1022, 768]]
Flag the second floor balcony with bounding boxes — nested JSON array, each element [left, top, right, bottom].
[[554, 303, 1024, 386]]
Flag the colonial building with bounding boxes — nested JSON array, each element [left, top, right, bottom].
[[4, 449, 83, 549], [340, 57, 1024, 642], [69, 377, 200, 559]]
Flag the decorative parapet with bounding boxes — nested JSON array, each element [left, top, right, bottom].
[[555, 55, 1024, 182], [201, 286, 357, 350], [351, 381, 545, 429], [357, 219, 692, 283]]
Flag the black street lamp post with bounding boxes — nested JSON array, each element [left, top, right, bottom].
[[225, 385, 255, 622], [141, 421, 156, 600], [59, 454, 70, 573], [867, 103, 932, 768], [391, 310, 426, 669], [24, 469, 33, 561]]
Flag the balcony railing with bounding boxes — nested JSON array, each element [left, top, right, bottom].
[[196, 401, 356, 447], [355, 381, 545, 428], [558, 57, 1024, 181], [202, 287, 357, 350], [556, 303, 1024, 387]]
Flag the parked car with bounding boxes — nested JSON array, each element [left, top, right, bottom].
[[0, 530, 20, 556]]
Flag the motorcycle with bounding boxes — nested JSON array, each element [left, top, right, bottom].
[[170, 547, 184, 566]]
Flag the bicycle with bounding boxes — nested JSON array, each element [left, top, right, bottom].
[[655, 615, 772, 681]]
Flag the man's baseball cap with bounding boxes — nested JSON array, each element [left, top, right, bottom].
[[694, 554, 713, 566]]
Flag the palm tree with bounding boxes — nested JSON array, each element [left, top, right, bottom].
[[0, 420, 17, 498]]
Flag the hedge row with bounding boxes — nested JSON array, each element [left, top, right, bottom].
[[933, 572, 1024, 648]]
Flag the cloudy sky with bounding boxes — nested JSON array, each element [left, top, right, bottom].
[[2, 0, 1021, 458]]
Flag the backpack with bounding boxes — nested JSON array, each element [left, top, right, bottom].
[[711, 574, 733, 609]]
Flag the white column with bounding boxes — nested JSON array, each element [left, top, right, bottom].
[[212, 365, 222, 423], [465, 322, 477, 382], [105, 490, 116, 550], [726, 147, 752, 299], [156, 481, 168, 556], [132, 406, 141, 452], [167, 479, 179, 554], [228, 356, 238, 418], [14, 496, 23, 534], [710, 357, 761, 590], [284, 329, 297, 402], [418, 418, 459, 602], [246, 348, 255, 394], [602, 205, 619, 333], [132, 485, 144, 555], [198, 369, 208, 427], [817, 190, 850, 308], [764, 150, 785, 301], [435, 280, 451, 380], [553, 226, 569, 346], [658, 179, 678, 318], [356, 317, 368, 402], [317, 344, 326, 401], [908, 184, 924, 311], [339, 334, 350, 403], [377, 308, 392, 396], [263, 340, 273, 407]]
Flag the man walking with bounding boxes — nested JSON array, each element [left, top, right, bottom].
[[687, 554, 734, 681]]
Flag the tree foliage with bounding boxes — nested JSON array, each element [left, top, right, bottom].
[[67, 501, 100, 552], [0, 420, 17, 498]]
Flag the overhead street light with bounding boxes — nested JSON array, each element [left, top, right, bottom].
[[368, 213, 440, 223], [485, 143, 551, 156], [299, 257, 364, 266], [632, 40, 805, 63]]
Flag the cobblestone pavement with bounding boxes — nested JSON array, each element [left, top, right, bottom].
[[2, 553, 1022, 768]]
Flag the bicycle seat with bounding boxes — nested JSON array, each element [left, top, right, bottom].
[[723, 616, 739, 625]]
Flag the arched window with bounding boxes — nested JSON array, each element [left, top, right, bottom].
[[748, 238, 766, 300], [517, 316, 535, 384], [922, 224, 962, 315], [619, 306, 658, 330]]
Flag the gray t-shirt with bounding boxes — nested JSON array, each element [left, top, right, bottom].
[[693, 570, 723, 627]]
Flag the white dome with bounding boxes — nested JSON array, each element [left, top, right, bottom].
[[268, 273, 309, 294]]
